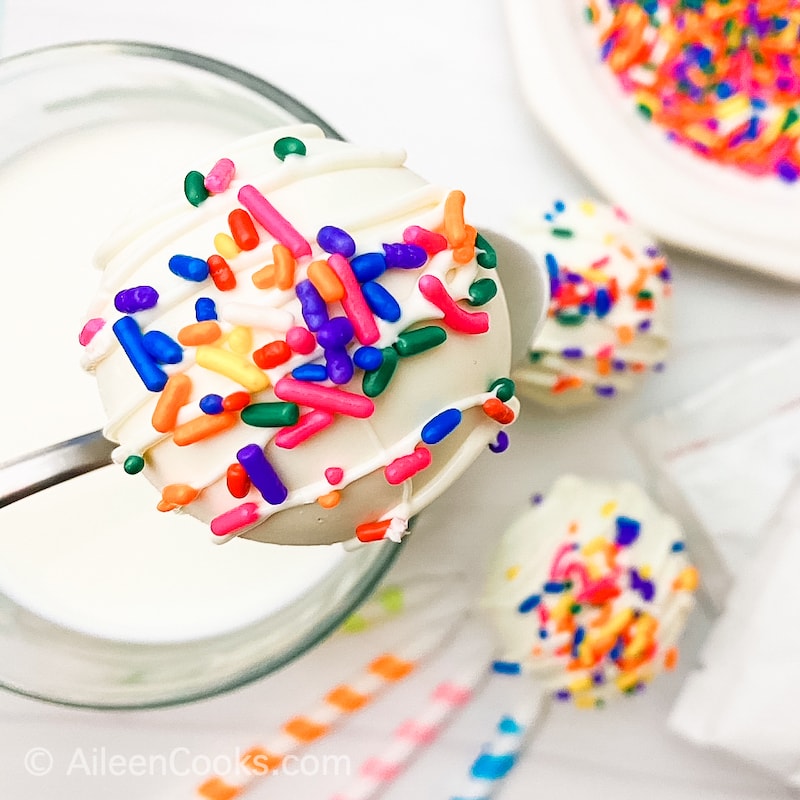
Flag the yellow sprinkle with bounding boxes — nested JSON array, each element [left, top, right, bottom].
[[716, 93, 750, 121], [581, 268, 610, 284], [196, 346, 270, 392], [550, 593, 575, 622], [673, 565, 700, 592], [600, 500, 617, 517], [684, 123, 716, 148], [616, 671, 640, 692], [639, 564, 653, 580], [505, 565, 520, 581], [568, 676, 593, 694], [578, 199, 596, 216], [228, 326, 253, 355], [574, 694, 596, 710], [587, 562, 603, 581], [602, 608, 635, 639], [582, 536, 611, 557], [215, 232, 241, 259]]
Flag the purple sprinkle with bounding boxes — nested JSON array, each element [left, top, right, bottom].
[[488, 431, 509, 453], [115, 285, 159, 314], [777, 160, 799, 183], [237, 444, 288, 505], [653, 362, 666, 372], [554, 689, 571, 702], [316, 316, 354, 349], [296, 279, 329, 332], [645, 245, 660, 258], [317, 225, 355, 258], [531, 492, 544, 505], [562, 347, 584, 359], [325, 348, 354, 385], [592, 671, 605, 686], [630, 568, 655, 603], [565, 272, 584, 284], [595, 385, 617, 398], [612, 359, 627, 372], [637, 319, 652, 332], [383, 243, 427, 269]]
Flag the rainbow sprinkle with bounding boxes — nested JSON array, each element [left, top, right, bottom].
[[586, 0, 800, 180]]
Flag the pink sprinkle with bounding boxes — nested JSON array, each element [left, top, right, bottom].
[[403, 225, 448, 255], [384, 446, 431, 485], [327, 253, 380, 345], [274, 409, 334, 449], [431, 682, 473, 706], [325, 466, 344, 485], [275, 377, 375, 418], [549, 542, 579, 580], [238, 184, 312, 258], [360, 758, 401, 782], [286, 325, 317, 355], [417, 274, 489, 334], [597, 344, 615, 360], [210, 502, 260, 537], [79, 317, 105, 346], [204, 158, 236, 193], [396, 720, 439, 744]]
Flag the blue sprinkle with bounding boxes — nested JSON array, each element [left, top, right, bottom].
[[716, 81, 733, 99], [671, 541, 686, 553], [169, 254, 209, 282], [361, 281, 401, 322], [112, 316, 167, 392], [497, 716, 523, 735], [195, 297, 218, 321], [572, 626, 585, 657], [383, 242, 427, 269], [471, 753, 516, 781], [491, 660, 521, 676], [543, 580, 565, 594], [517, 594, 541, 614], [295, 279, 329, 332], [292, 363, 328, 381], [538, 628, 549, 640], [351, 252, 386, 282], [595, 287, 612, 317], [609, 636, 625, 661], [115, 285, 159, 314], [142, 330, 183, 364], [353, 346, 383, 371], [325, 348, 354, 385], [317, 225, 356, 258], [544, 252, 559, 278], [615, 516, 641, 547], [420, 408, 462, 445], [199, 394, 224, 415]]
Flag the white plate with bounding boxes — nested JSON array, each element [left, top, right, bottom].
[[503, 0, 800, 282]]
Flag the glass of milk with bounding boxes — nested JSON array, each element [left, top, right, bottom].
[[0, 42, 400, 709]]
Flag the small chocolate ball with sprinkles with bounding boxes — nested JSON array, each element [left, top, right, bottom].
[[510, 198, 671, 407]]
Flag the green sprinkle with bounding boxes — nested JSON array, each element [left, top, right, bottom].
[[782, 108, 799, 132], [637, 289, 654, 300], [636, 103, 653, 121], [570, 603, 582, 615], [555, 311, 586, 326], [184, 171, 209, 207], [378, 586, 404, 614], [124, 455, 145, 475], [488, 377, 515, 402], [550, 228, 574, 238], [475, 232, 497, 269], [528, 350, 544, 363], [340, 614, 368, 634], [241, 402, 300, 428], [274, 136, 307, 161], [467, 277, 497, 306], [394, 325, 447, 357], [362, 347, 399, 397]]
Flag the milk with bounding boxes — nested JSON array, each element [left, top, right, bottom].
[[0, 118, 344, 644]]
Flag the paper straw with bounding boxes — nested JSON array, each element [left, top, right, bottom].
[[193, 606, 464, 800], [330, 655, 490, 800], [449, 688, 543, 800]]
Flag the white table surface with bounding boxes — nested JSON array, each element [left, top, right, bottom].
[[2, 2, 800, 799]]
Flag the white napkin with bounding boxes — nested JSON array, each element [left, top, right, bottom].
[[636, 338, 800, 787]]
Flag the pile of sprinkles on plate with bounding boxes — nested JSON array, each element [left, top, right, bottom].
[[482, 475, 699, 708], [585, 0, 800, 181], [510, 199, 671, 407], [80, 126, 519, 546]]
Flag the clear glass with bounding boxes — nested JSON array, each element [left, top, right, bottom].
[[0, 41, 401, 710]]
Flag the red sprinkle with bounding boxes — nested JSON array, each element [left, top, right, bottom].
[[228, 208, 260, 251], [208, 254, 237, 291], [226, 463, 251, 498]]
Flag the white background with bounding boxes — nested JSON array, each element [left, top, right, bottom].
[[2, 2, 800, 798]]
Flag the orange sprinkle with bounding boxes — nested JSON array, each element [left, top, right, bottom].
[[617, 325, 635, 345], [283, 716, 329, 743], [568, 521, 579, 535], [355, 519, 391, 543], [596, 356, 612, 376], [178, 321, 221, 347], [156, 500, 178, 513], [443, 190, 467, 247], [552, 375, 583, 393], [453, 224, 478, 264], [240, 747, 283, 775], [664, 647, 679, 672], [326, 685, 370, 712], [673, 565, 700, 592], [627, 267, 650, 297], [273, 243, 296, 290], [369, 653, 414, 681], [252, 262, 276, 289], [151, 373, 192, 433], [317, 490, 341, 509], [161, 483, 199, 506], [482, 397, 515, 424], [630, 361, 647, 373], [173, 411, 238, 446], [307, 259, 345, 302], [197, 777, 241, 800]]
